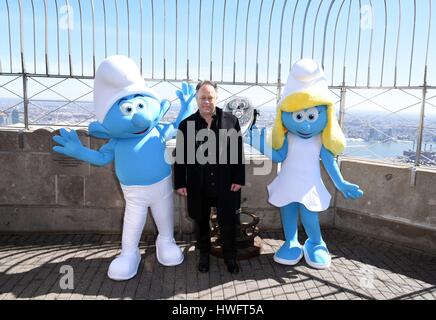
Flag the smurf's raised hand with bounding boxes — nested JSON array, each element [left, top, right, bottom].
[[53, 128, 85, 158], [175, 82, 196, 128]]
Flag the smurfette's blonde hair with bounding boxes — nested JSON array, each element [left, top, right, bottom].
[[270, 89, 345, 156]]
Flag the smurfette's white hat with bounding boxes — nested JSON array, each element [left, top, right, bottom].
[[277, 58, 332, 108], [93, 55, 161, 123]]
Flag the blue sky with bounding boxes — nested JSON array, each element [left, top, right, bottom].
[[0, 0, 435, 98]]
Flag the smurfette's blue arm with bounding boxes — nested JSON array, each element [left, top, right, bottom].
[[320, 145, 363, 200], [247, 125, 288, 163], [52, 128, 115, 166]]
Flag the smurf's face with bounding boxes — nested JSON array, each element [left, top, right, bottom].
[[102, 94, 162, 138], [282, 105, 328, 139]]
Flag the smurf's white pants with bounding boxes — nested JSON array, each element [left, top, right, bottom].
[[120, 174, 176, 255], [108, 175, 182, 280]]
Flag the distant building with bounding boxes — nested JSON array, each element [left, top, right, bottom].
[[368, 128, 378, 141], [386, 128, 393, 138], [403, 149, 436, 166], [0, 112, 5, 125], [11, 109, 19, 124]]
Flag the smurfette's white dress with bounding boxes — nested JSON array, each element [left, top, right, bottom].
[[267, 133, 331, 212]]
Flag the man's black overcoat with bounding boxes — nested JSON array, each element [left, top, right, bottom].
[[174, 107, 245, 219]]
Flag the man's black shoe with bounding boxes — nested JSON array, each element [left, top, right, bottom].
[[225, 259, 240, 274], [198, 253, 210, 273]]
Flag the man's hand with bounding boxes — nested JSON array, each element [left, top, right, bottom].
[[176, 188, 188, 196], [230, 184, 242, 192]]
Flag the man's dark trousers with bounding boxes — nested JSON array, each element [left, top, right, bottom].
[[195, 196, 237, 262]]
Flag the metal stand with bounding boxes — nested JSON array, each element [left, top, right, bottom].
[[210, 207, 262, 260]]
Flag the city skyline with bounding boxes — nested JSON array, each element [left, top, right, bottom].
[[1, 96, 434, 166]]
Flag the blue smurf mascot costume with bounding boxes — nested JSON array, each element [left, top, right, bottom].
[[249, 59, 363, 269], [53, 55, 196, 280]]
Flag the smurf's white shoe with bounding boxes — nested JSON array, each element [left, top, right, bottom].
[[107, 249, 141, 281], [155, 235, 184, 266]]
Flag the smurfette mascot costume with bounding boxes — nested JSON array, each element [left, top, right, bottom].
[[53, 56, 196, 280], [250, 59, 363, 269]]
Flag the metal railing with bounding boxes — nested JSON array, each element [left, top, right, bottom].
[[0, 0, 433, 85], [0, 0, 435, 169]]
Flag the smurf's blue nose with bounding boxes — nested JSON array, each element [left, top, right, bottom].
[[304, 123, 312, 132], [132, 112, 151, 128]]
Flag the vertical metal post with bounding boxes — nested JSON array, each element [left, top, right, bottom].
[[199, 0, 203, 81], [333, 79, 347, 226], [276, 79, 282, 103], [22, 74, 29, 130], [103, 0, 108, 58], [409, 67, 428, 187], [66, 0, 72, 76], [174, 0, 178, 78], [221, 0, 227, 82], [91, 0, 96, 76], [339, 87, 347, 128], [127, 0, 131, 57], [255, 0, 264, 84], [276, 79, 283, 174], [78, 0, 83, 76], [18, 0, 25, 74], [339, 66, 347, 128], [44, 0, 49, 75], [6, 0, 13, 73], [414, 67, 428, 168], [19, 0, 28, 130], [31, 0, 37, 74], [209, 0, 215, 81], [55, 0, 60, 75], [163, 0, 166, 80], [139, 0, 143, 74], [186, 0, 190, 81]]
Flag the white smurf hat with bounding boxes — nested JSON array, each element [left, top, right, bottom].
[[93, 55, 161, 123], [271, 58, 345, 155], [278, 58, 332, 108]]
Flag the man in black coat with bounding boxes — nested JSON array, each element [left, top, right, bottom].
[[174, 80, 245, 274]]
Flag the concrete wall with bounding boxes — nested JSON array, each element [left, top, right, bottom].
[[1, 129, 435, 253], [334, 160, 436, 252]]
